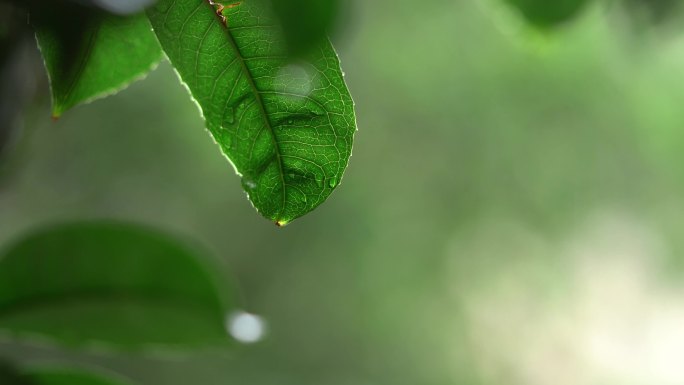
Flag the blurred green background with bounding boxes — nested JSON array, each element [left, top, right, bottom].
[[4, 0, 684, 384]]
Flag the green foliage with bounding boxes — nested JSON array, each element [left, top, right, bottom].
[[504, 0, 591, 27], [31, 4, 162, 118], [21, 0, 356, 223], [0, 221, 234, 350], [147, 0, 356, 225]]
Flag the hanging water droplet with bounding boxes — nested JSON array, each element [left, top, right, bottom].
[[328, 177, 338, 188], [224, 107, 236, 125], [225, 311, 267, 344]]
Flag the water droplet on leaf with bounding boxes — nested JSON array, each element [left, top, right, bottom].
[[275, 63, 313, 95], [328, 178, 338, 188], [236, 99, 249, 112], [243, 177, 257, 190], [224, 107, 236, 124]]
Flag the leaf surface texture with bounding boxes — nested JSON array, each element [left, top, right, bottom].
[[148, 0, 356, 224]]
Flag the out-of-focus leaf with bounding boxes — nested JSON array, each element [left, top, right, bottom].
[[23, 368, 135, 385], [31, 3, 162, 118], [0, 3, 33, 160], [504, 0, 591, 28], [147, 0, 356, 225], [0, 361, 34, 385], [623, 0, 682, 24], [0, 221, 235, 350], [0, 37, 43, 166], [267, 0, 342, 56]]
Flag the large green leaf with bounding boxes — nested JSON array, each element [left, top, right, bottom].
[[32, 4, 162, 118], [147, 0, 356, 225], [0, 221, 234, 350], [23, 368, 135, 385], [504, 0, 591, 28]]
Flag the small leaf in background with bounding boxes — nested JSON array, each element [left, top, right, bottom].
[[23, 367, 136, 385], [0, 221, 236, 350], [622, 0, 682, 25], [147, 0, 356, 225], [31, 2, 162, 118], [504, 0, 591, 28], [267, 0, 342, 56]]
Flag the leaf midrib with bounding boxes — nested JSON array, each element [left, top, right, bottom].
[[216, 6, 287, 223]]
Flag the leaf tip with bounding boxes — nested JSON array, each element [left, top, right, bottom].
[[51, 105, 64, 121]]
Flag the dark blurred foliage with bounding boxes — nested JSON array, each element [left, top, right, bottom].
[[0, 361, 34, 385], [504, 0, 591, 27], [0, 0, 97, 160], [0, 3, 43, 165], [267, 0, 342, 56], [623, 0, 683, 25], [0, 0, 150, 163]]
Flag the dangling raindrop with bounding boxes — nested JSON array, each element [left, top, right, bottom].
[[225, 311, 267, 344]]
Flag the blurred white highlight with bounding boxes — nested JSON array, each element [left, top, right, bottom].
[[227, 311, 267, 344], [275, 64, 314, 96], [93, 0, 156, 14], [449, 211, 684, 385]]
